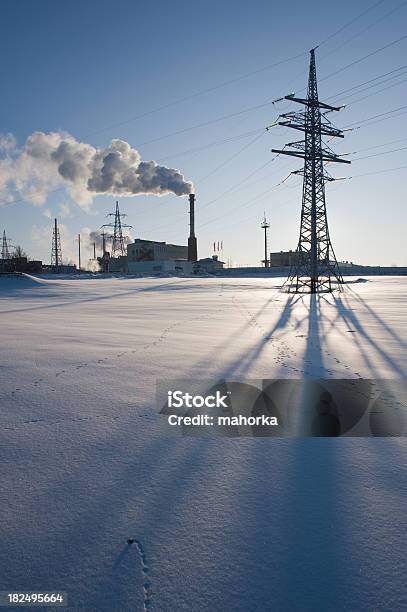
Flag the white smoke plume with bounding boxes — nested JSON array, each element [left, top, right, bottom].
[[87, 229, 132, 252], [88, 230, 108, 251], [0, 131, 193, 207]]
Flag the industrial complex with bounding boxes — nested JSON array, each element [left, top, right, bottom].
[[0, 193, 225, 276], [1, 191, 406, 277], [1, 53, 406, 280]]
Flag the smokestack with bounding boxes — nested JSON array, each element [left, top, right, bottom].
[[55, 218, 59, 269], [188, 193, 198, 262], [78, 234, 81, 271], [93, 242, 96, 259], [101, 231, 109, 273]]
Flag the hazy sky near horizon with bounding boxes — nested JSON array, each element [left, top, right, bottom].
[[1, 0, 406, 266]]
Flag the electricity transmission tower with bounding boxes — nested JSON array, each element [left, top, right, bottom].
[[1, 230, 11, 259], [51, 218, 63, 271], [272, 48, 350, 293], [102, 201, 132, 257], [260, 213, 270, 267]]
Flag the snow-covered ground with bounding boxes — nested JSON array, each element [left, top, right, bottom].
[[0, 274, 406, 611]]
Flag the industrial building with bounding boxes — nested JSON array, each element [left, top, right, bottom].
[[126, 241, 223, 275], [127, 239, 188, 263], [0, 256, 43, 274], [270, 251, 300, 267], [194, 255, 224, 273], [269, 251, 356, 270], [98, 193, 201, 275], [128, 259, 192, 275], [107, 255, 128, 274]]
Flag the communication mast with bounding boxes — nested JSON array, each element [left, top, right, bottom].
[[271, 48, 350, 293], [260, 213, 270, 267]]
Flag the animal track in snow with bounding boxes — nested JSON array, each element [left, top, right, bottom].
[[129, 539, 151, 611], [8, 280, 224, 399], [3, 413, 121, 432]]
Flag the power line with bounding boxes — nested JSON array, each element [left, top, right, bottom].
[[203, 159, 407, 239], [81, 2, 401, 143], [319, 34, 407, 85], [346, 163, 407, 178], [3, 97, 406, 211], [83, 51, 306, 139], [317, 0, 386, 47], [197, 162, 407, 237], [326, 64, 407, 99], [343, 103, 407, 128], [346, 74, 407, 105], [273, 35, 407, 114], [351, 144, 407, 161], [134, 97, 275, 149], [345, 135, 407, 154], [156, 127, 264, 162], [334, 68, 407, 103], [195, 132, 265, 185], [197, 158, 277, 211], [319, 0, 407, 59], [197, 150, 300, 214], [285, 0, 390, 89], [357, 109, 407, 128], [198, 174, 300, 230], [193, 140, 407, 233]]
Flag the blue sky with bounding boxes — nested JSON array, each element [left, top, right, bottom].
[[1, 0, 406, 266]]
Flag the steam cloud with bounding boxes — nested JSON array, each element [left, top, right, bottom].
[[0, 131, 193, 207], [88, 229, 132, 251]]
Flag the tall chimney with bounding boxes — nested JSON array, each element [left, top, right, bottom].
[[188, 193, 198, 261], [55, 218, 59, 269], [78, 234, 81, 271]]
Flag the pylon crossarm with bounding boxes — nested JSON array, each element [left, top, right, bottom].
[[271, 148, 350, 164], [278, 117, 346, 138], [283, 94, 343, 112]]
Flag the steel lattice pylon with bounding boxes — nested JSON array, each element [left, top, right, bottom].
[[272, 49, 351, 293], [102, 201, 133, 258], [51, 218, 62, 270], [1, 230, 11, 259]]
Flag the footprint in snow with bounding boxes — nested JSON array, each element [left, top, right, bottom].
[[128, 539, 151, 611]]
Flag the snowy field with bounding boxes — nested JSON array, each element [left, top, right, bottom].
[[0, 274, 406, 611]]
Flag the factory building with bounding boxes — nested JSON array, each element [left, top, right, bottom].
[[128, 259, 193, 275], [126, 239, 187, 274], [107, 255, 128, 274], [269, 251, 355, 270], [194, 255, 224, 273], [269, 250, 300, 267], [125, 237, 223, 275], [127, 239, 188, 263], [0, 256, 43, 274], [127, 254, 224, 276]]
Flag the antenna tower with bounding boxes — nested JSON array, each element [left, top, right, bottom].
[[271, 48, 350, 293], [260, 213, 270, 267], [102, 201, 133, 257], [51, 218, 63, 270]]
